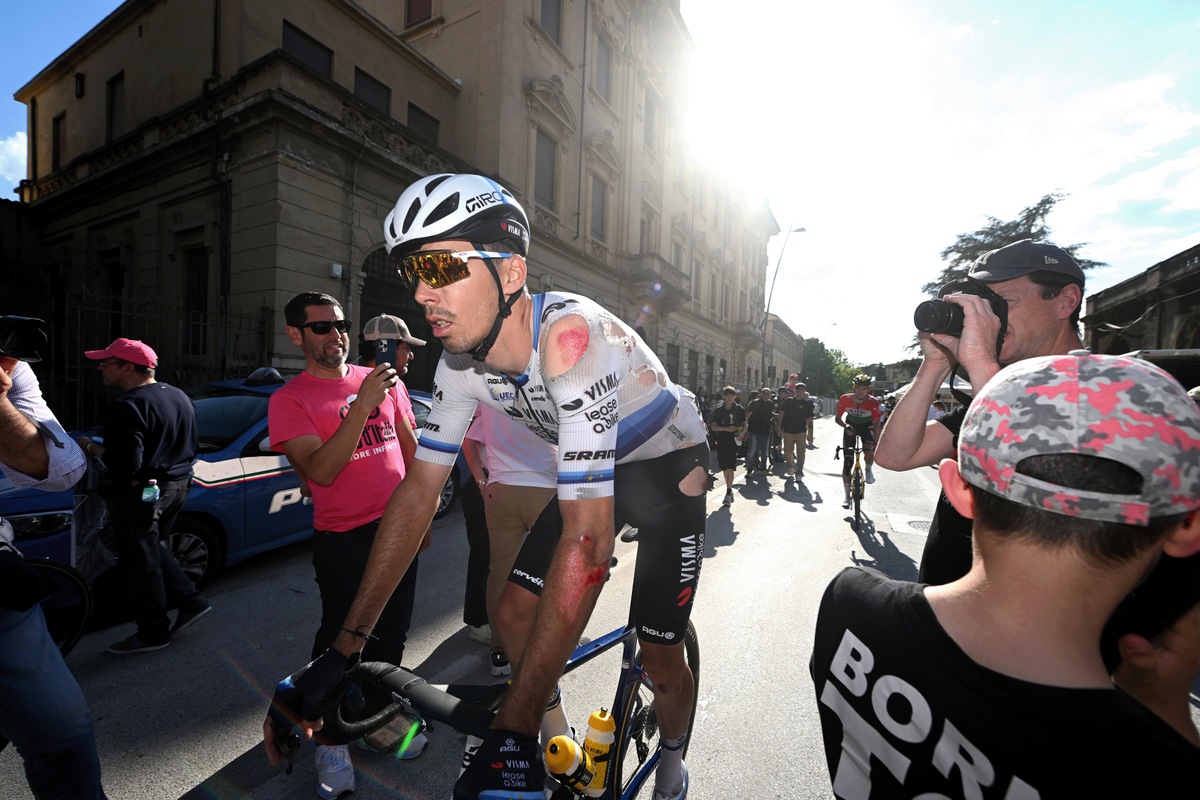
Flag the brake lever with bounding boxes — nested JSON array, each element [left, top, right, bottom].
[[269, 715, 303, 775]]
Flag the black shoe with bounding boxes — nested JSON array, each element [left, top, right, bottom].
[[620, 527, 640, 543], [490, 651, 512, 677], [108, 634, 170, 654], [171, 604, 212, 634]]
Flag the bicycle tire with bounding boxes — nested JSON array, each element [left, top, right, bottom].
[[852, 467, 864, 530], [610, 621, 701, 799], [29, 559, 93, 658]]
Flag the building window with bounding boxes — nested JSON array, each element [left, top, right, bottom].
[[687, 350, 699, 390], [665, 344, 679, 383], [672, 242, 683, 272], [709, 274, 716, 311], [354, 68, 390, 116], [722, 285, 729, 319], [408, 103, 439, 145], [183, 247, 209, 356], [719, 358, 727, 384], [106, 73, 125, 142], [74, 73, 86, 98], [692, 261, 701, 300], [590, 176, 607, 241], [52, 113, 66, 171], [706, 355, 715, 393], [643, 92, 657, 149], [282, 21, 332, 79], [595, 38, 612, 103], [639, 212, 658, 254], [740, 289, 747, 321], [535, 129, 556, 210], [406, 0, 432, 27], [540, 0, 561, 45]]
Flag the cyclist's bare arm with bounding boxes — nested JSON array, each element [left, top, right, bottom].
[[333, 458, 450, 656], [494, 496, 614, 735], [874, 356, 955, 471]]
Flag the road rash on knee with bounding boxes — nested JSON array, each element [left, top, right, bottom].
[[678, 466, 706, 496]]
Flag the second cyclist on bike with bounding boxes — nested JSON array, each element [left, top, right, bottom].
[[835, 374, 882, 508]]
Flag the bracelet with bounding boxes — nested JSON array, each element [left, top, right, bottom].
[[85, 442, 98, 456], [341, 627, 378, 642]]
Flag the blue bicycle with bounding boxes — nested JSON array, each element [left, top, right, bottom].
[[296, 620, 700, 799]]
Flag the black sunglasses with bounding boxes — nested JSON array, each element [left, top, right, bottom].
[[296, 319, 352, 335]]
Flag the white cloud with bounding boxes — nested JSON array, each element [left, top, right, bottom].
[[0, 132, 26, 186]]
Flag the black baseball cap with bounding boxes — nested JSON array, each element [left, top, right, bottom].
[[968, 238, 1085, 284]]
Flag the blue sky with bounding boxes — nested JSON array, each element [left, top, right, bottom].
[[3, 2, 1198, 366]]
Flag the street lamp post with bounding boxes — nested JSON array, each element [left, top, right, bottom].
[[760, 223, 806, 387]]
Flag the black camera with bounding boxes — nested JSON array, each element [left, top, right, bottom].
[[0, 317, 47, 363], [913, 277, 1009, 339]]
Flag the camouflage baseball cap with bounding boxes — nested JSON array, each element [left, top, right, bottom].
[[958, 351, 1200, 525]]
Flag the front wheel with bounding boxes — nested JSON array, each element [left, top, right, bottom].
[[852, 467, 864, 530], [611, 621, 701, 798]]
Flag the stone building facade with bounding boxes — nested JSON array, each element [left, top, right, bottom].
[[11, 0, 781, 423], [1085, 241, 1200, 355]]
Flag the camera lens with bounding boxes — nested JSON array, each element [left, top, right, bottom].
[[913, 300, 965, 337]]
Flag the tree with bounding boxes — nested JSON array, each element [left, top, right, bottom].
[[803, 338, 856, 398], [921, 192, 1106, 297]]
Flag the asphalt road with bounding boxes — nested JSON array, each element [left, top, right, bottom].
[[0, 418, 946, 800]]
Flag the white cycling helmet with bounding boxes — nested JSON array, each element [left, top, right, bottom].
[[383, 173, 531, 258]]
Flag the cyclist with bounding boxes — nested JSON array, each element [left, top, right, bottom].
[[266, 173, 706, 800], [835, 374, 882, 508]]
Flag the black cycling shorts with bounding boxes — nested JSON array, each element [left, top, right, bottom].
[[508, 444, 709, 646], [842, 424, 874, 474]]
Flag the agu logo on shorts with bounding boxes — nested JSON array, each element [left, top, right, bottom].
[[677, 587, 692, 606]]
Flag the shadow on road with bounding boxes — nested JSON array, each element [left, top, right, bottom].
[[773, 476, 819, 511], [704, 506, 739, 558], [848, 515, 919, 582]]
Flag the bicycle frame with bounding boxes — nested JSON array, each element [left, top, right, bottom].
[[320, 623, 666, 800]]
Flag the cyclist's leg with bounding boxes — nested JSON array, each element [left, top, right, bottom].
[[483, 484, 556, 648], [493, 495, 563, 668], [614, 445, 707, 791], [861, 427, 877, 482]]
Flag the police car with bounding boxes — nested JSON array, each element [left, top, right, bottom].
[[3, 369, 465, 588]]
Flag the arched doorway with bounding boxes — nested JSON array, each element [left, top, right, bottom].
[[360, 248, 442, 392]]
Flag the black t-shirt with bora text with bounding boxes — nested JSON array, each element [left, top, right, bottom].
[[810, 567, 1200, 799]]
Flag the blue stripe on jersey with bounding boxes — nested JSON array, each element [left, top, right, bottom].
[[532, 294, 545, 352], [558, 469, 616, 484], [615, 390, 678, 460], [418, 438, 461, 455]]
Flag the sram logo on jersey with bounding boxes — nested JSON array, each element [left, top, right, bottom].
[[465, 191, 504, 213], [562, 449, 617, 461]]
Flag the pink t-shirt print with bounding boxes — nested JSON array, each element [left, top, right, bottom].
[[268, 366, 416, 532]]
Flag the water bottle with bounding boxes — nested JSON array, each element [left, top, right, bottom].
[[545, 735, 594, 793], [141, 479, 160, 503], [581, 709, 616, 796]]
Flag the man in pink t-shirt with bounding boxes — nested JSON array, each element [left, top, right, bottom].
[[266, 292, 426, 794]]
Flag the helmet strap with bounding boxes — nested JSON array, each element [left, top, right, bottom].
[[468, 243, 524, 363]]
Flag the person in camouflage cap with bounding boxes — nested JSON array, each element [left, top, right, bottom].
[[810, 352, 1200, 799], [958, 350, 1200, 527]]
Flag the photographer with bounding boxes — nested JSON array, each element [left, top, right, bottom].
[[0, 318, 109, 799], [874, 239, 1084, 585]]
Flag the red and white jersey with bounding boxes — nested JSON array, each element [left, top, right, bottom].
[[836, 394, 882, 428]]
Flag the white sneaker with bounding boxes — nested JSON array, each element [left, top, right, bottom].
[[315, 744, 355, 799], [842, 496, 851, 509], [652, 760, 688, 800], [866, 469, 876, 484], [468, 623, 491, 644]]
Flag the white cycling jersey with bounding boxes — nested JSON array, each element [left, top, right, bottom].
[[416, 292, 707, 500]]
